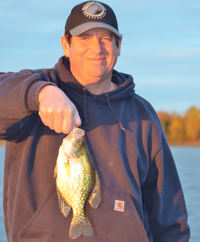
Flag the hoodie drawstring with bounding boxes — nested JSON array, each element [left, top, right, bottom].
[[82, 89, 125, 131], [83, 88, 89, 125], [105, 94, 125, 132]]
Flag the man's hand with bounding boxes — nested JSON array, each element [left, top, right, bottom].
[[38, 85, 81, 134]]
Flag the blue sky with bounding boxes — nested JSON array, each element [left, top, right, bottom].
[[0, 0, 199, 114]]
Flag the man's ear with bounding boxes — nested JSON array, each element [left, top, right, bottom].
[[61, 35, 70, 57], [117, 37, 122, 57]]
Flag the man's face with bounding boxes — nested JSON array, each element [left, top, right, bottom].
[[61, 28, 121, 86]]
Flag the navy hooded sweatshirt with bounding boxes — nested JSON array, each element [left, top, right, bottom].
[[0, 56, 190, 242]]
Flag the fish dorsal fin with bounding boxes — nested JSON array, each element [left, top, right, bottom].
[[88, 170, 101, 209], [56, 187, 71, 217]]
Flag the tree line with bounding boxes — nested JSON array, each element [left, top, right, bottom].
[[157, 105, 200, 145]]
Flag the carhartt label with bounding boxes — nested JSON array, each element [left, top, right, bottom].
[[114, 200, 125, 212]]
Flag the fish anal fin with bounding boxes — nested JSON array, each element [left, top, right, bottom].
[[69, 215, 94, 239], [56, 187, 71, 217], [88, 171, 101, 209]]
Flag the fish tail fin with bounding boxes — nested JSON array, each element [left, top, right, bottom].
[[69, 215, 94, 239]]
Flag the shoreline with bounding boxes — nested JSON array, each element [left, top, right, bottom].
[[169, 141, 200, 147]]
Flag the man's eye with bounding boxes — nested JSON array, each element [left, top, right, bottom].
[[79, 36, 90, 41], [100, 36, 112, 42]]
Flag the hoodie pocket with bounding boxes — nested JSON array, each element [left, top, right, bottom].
[[18, 188, 149, 242], [84, 189, 150, 242]]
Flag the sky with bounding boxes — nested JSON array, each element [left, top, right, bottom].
[[0, 0, 200, 114]]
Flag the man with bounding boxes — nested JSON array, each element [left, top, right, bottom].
[[0, 1, 190, 241]]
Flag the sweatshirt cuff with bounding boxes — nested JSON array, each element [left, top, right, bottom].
[[27, 81, 57, 111]]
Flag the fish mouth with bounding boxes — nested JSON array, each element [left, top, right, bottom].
[[71, 128, 85, 139]]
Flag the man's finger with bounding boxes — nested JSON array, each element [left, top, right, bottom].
[[54, 112, 64, 133], [61, 109, 81, 134], [74, 110, 82, 127], [62, 112, 73, 134]]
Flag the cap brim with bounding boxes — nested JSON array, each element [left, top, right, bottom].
[[69, 22, 121, 38]]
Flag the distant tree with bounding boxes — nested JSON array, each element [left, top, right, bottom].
[[184, 106, 200, 141], [168, 113, 185, 142], [0, 140, 5, 146], [157, 111, 171, 138], [157, 105, 200, 144]]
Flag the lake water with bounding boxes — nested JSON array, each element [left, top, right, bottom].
[[0, 146, 199, 241]]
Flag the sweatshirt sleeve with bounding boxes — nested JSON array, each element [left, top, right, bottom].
[[0, 70, 56, 139], [142, 131, 190, 242]]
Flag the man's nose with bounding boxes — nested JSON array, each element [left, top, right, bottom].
[[89, 36, 103, 53]]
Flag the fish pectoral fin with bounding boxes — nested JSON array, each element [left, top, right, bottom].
[[88, 170, 101, 209], [69, 215, 94, 239], [56, 187, 71, 217], [54, 164, 58, 179]]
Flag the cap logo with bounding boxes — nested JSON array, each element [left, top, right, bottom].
[[82, 1, 107, 19]]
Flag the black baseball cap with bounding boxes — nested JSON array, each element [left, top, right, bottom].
[[65, 1, 121, 38]]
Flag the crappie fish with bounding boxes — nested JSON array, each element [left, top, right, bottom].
[[54, 127, 101, 239]]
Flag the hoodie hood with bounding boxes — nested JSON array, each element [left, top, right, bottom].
[[54, 56, 135, 105]]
